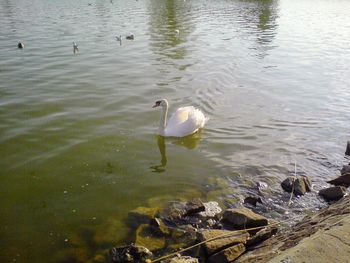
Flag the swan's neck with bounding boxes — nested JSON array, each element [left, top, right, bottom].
[[159, 102, 168, 134]]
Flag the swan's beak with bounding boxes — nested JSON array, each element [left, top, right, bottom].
[[152, 104, 159, 108]]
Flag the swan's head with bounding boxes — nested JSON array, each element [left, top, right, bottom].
[[152, 99, 168, 108]]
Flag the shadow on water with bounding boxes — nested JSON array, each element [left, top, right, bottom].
[[151, 132, 202, 173]]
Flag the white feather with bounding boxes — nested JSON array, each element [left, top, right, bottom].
[[154, 99, 208, 137]]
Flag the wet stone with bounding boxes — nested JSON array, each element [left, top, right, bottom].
[[109, 244, 152, 263], [281, 176, 311, 196], [244, 196, 263, 207], [135, 224, 166, 252], [327, 173, 350, 187], [319, 186, 347, 202], [150, 217, 171, 236], [127, 206, 160, 228], [198, 229, 249, 255], [184, 198, 205, 216], [246, 225, 278, 247], [222, 207, 268, 230], [160, 201, 222, 229], [345, 141, 350, 156], [208, 243, 246, 263], [341, 165, 350, 175]]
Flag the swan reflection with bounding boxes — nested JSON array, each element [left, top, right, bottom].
[[151, 132, 202, 173]]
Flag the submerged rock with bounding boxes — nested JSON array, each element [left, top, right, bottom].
[[93, 218, 128, 246], [281, 176, 311, 196], [135, 224, 166, 251], [127, 206, 160, 228], [318, 186, 347, 202], [109, 244, 152, 263], [208, 243, 246, 263], [222, 207, 268, 230], [198, 229, 249, 255]]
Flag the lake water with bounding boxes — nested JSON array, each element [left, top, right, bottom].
[[1, 0, 350, 261]]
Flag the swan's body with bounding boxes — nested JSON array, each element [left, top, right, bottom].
[[153, 99, 208, 137]]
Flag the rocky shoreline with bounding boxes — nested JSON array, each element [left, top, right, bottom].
[[102, 159, 350, 263]]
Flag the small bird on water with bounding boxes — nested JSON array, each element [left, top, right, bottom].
[[18, 42, 24, 49], [73, 42, 79, 53], [125, 34, 134, 40]]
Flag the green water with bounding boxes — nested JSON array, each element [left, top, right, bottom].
[[1, 0, 350, 261]]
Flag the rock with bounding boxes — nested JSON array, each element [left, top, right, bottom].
[[208, 243, 246, 263], [109, 244, 152, 263], [150, 217, 171, 236], [135, 224, 166, 251], [318, 186, 347, 202], [198, 229, 249, 255], [345, 141, 350, 156], [327, 173, 350, 187], [281, 176, 311, 196], [160, 201, 221, 229], [198, 201, 222, 218], [302, 176, 312, 192], [244, 196, 262, 207], [18, 42, 24, 49], [246, 226, 278, 247], [161, 255, 199, 263], [222, 207, 268, 230], [341, 165, 350, 175], [127, 206, 160, 228], [183, 198, 205, 216], [93, 218, 127, 246], [256, 181, 268, 191]]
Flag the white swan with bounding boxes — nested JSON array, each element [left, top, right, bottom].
[[152, 99, 208, 137]]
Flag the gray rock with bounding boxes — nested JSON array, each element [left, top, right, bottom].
[[222, 207, 268, 229], [318, 186, 347, 202], [198, 201, 222, 218], [160, 201, 221, 229], [208, 243, 246, 263]]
